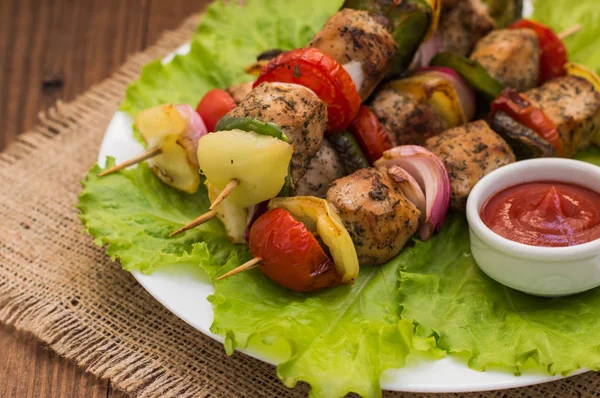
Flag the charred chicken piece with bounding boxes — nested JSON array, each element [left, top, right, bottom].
[[525, 75, 600, 156], [425, 120, 515, 210], [227, 82, 327, 188], [370, 87, 448, 146], [438, 0, 495, 57], [309, 8, 397, 101], [326, 166, 420, 266], [470, 28, 541, 92], [296, 140, 346, 198]]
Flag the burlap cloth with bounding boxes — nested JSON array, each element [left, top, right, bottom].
[[0, 13, 598, 398]]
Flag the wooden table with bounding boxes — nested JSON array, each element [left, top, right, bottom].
[[0, 1, 210, 395]]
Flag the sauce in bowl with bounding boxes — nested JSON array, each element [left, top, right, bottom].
[[481, 181, 600, 247]]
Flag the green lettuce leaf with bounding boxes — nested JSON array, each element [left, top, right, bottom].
[[532, 0, 600, 73], [210, 252, 440, 398], [78, 158, 246, 274], [398, 215, 600, 375], [120, 0, 343, 117]]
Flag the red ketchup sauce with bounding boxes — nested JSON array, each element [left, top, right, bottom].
[[480, 181, 600, 247]]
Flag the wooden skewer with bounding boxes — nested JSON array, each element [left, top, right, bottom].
[[98, 147, 162, 177], [169, 210, 216, 237], [558, 24, 582, 40], [209, 179, 240, 210], [216, 257, 262, 281]]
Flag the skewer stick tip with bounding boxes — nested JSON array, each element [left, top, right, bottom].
[[558, 24, 582, 40], [209, 179, 240, 210], [216, 257, 262, 281], [169, 210, 216, 237], [98, 147, 162, 177]]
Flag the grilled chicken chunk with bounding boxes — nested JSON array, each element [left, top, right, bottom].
[[227, 82, 327, 187], [525, 75, 600, 156], [425, 120, 515, 209], [296, 140, 346, 198], [370, 87, 448, 146], [326, 166, 420, 266], [309, 9, 397, 101], [226, 81, 254, 104], [471, 28, 541, 92], [439, 0, 495, 56]]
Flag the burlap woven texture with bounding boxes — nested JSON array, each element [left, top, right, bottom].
[[0, 12, 598, 398]]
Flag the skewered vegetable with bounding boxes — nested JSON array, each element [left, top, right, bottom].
[[269, 196, 360, 284], [375, 145, 451, 240], [255, 48, 360, 133], [425, 120, 515, 210], [328, 131, 371, 174], [248, 208, 347, 292], [197, 129, 293, 208], [206, 182, 248, 244], [348, 106, 393, 164], [195, 89, 236, 132], [490, 89, 563, 157], [134, 104, 207, 193], [430, 52, 503, 99], [383, 67, 474, 128]]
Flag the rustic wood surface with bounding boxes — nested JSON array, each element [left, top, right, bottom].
[[0, 0, 210, 396]]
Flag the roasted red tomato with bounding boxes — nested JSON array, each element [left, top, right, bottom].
[[254, 48, 361, 133], [491, 89, 563, 156], [509, 19, 568, 84], [248, 208, 344, 292], [195, 89, 236, 132], [349, 106, 394, 164]]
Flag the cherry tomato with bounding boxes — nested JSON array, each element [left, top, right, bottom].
[[254, 48, 361, 134], [249, 208, 343, 292], [195, 89, 236, 132], [509, 19, 568, 84], [348, 106, 393, 164], [491, 89, 563, 156]]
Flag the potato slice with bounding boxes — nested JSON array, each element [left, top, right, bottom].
[[135, 104, 199, 193], [197, 129, 293, 208], [269, 196, 359, 284], [206, 182, 247, 244]]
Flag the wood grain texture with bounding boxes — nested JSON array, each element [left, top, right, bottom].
[[0, 0, 210, 396]]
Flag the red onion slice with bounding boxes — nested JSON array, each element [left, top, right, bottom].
[[386, 165, 426, 227], [410, 31, 442, 70], [175, 104, 208, 167], [375, 145, 451, 240], [418, 67, 476, 123]]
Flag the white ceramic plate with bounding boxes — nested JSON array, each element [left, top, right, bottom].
[[96, 1, 588, 392]]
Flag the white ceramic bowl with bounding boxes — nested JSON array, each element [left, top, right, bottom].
[[466, 158, 600, 297]]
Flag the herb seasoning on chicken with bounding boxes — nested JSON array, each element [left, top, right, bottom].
[[426, 120, 515, 209], [326, 167, 420, 266], [296, 140, 346, 198], [438, 0, 495, 57], [370, 87, 448, 146], [309, 8, 397, 101], [227, 82, 328, 187], [470, 28, 541, 91]]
